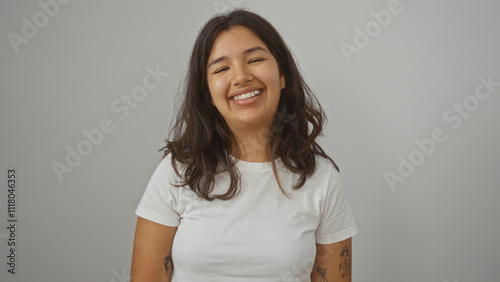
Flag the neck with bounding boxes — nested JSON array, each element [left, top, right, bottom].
[[230, 126, 273, 163]]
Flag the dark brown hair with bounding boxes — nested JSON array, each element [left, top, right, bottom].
[[162, 9, 338, 200]]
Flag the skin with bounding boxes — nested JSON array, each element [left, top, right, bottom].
[[206, 25, 286, 162], [311, 237, 353, 282], [131, 25, 353, 281], [130, 217, 177, 282]]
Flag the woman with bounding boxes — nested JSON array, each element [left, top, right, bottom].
[[131, 9, 359, 282]]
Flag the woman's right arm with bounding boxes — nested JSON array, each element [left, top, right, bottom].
[[131, 216, 178, 282]]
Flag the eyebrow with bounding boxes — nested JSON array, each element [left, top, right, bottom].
[[207, 46, 267, 69]]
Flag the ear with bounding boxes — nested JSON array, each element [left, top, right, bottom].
[[280, 73, 286, 90]]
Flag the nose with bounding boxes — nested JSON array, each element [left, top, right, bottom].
[[231, 64, 253, 86]]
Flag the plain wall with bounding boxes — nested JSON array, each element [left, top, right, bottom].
[[1, 0, 499, 281]]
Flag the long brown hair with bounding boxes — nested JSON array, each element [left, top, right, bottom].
[[162, 9, 338, 201]]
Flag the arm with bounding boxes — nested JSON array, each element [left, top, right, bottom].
[[131, 217, 178, 282], [310, 237, 352, 282]]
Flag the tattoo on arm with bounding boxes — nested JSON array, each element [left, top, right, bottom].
[[339, 246, 351, 278], [164, 253, 173, 277], [315, 265, 329, 282]]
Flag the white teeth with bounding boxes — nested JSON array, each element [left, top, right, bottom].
[[233, 90, 261, 101]]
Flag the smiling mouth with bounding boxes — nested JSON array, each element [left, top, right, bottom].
[[231, 90, 261, 101]]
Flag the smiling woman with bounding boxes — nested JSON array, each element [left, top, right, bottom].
[[207, 26, 285, 153], [131, 9, 359, 282]]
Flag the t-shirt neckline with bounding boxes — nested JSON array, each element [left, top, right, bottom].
[[229, 155, 283, 170]]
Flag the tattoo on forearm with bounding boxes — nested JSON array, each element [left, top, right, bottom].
[[315, 265, 329, 282], [164, 253, 173, 277], [339, 246, 351, 278]]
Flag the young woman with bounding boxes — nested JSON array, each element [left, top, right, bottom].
[[131, 9, 359, 282]]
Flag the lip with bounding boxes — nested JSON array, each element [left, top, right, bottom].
[[229, 87, 263, 100], [231, 91, 262, 106]]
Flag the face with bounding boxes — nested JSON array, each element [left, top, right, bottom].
[[206, 26, 286, 132]]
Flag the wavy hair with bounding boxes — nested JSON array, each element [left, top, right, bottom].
[[162, 9, 338, 200]]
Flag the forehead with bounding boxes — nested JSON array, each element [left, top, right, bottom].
[[209, 26, 267, 57]]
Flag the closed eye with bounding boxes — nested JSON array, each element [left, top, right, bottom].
[[214, 67, 229, 74], [213, 58, 265, 74], [249, 58, 265, 63]]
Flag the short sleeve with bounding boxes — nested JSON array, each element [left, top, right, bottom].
[[315, 169, 359, 244], [135, 157, 182, 227]]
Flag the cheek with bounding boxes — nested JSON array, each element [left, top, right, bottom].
[[261, 66, 283, 89], [208, 77, 229, 102]]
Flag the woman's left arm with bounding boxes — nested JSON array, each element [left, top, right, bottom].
[[310, 237, 353, 282]]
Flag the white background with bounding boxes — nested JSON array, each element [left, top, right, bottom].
[[1, 0, 499, 281]]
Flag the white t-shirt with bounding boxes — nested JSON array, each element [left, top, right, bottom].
[[135, 154, 359, 282]]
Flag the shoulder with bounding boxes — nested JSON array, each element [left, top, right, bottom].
[[291, 155, 341, 195], [160, 152, 186, 174], [155, 154, 175, 177], [314, 155, 341, 180], [149, 153, 187, 189]]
